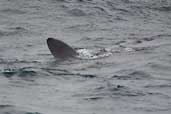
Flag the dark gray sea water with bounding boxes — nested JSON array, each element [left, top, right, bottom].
[[0, 0, 171, 114]]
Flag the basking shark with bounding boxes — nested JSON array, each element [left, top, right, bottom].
[[47, 38, 124, 59], [47, 38, 78, 59]]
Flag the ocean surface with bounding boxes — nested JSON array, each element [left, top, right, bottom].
[[0, 0, 171, 114]]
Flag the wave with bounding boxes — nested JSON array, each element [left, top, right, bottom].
[[0, 104, 42, 114]]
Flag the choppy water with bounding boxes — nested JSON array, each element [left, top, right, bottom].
[[0, 0, 171, 114]]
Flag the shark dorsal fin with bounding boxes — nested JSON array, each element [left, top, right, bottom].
[[47, 38, 77, 59]]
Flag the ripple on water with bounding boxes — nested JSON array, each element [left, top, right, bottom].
[[111, 70, 152, 80], [0, 104, 13, 109], [134, 37, 155, 44], [68, 8, 87, 16], [147, 62, 171, 71], [0, 26, 29, 36], [102, 84, 145, 97], [0, 104, 42, 114], [153, 6, 171, 12], [1, 67, 39, 78], [42, 67, 97, 80], [76, 83, 146, 101], [145, 83, 171, 89], [0, 58, 40, 64], [0, 8, 26, 15]]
